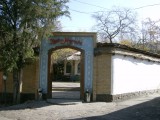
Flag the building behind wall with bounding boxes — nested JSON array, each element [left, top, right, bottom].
[[63, 51, 81, 82]]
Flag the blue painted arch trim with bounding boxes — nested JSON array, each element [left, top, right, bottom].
[[39, 32, 96, 99]]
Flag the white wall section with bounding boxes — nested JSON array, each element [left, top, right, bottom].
[[112, 54, 160, 95]]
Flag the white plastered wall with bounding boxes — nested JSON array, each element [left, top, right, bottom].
[[112, 54, 160, 95]]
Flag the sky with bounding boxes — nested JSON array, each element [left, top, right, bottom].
[[60, 0, 160, 32]]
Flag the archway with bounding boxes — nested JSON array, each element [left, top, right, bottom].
[[48, 46, 84, 99], [39, 32, 96, 101]]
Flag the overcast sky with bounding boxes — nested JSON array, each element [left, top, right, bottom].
[[60, 0, 160, 32]]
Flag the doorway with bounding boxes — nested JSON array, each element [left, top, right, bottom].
[[48, 47, 84, 100]]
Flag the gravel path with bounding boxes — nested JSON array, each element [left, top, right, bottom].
[[0, 94, 160, 120]]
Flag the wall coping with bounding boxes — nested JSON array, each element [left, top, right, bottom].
[[95, 43, 160, 62]]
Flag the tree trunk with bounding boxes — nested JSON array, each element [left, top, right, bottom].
[[13, 69, 23, 104], [109, 37, 113, 43], [13, 69, 18, 104], [17, 69, 23, 103]]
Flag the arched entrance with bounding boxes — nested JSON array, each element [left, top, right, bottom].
[[48, 46, 84, 99], [39, 32, 96, 101]]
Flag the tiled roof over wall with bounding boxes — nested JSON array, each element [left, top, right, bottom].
[[96, 43, 160, 59]]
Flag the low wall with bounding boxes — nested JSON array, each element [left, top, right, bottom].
[[112, 54, 160, 95], [0, 59, 39, 103], [95, 43, 160, 102], [93, 54, 112, 101]]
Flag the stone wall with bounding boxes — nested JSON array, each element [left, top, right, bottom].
[[22, 59, 39, 94], [112, 89, 160, 102], [2, 42, 160, 102], [20, 59, 39, 101], [0, 59, 39, 102], [93, 54, 112, 101], [5, 73, 13, 93], [94, 43, 160, 102]]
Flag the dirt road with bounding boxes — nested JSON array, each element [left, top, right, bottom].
[[0, 93, 160, 120]]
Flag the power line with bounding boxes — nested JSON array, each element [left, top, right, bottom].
[[69, 8, 105, 15], [70, 0, 160, 15], [71, 0, 107, 9], [72, 0, 160, 10], [69, 8, 91, 15], [134, 3, 160, 10]]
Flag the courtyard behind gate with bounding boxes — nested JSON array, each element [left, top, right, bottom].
[[52, 82, 80, 100]]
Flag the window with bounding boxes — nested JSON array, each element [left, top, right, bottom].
[[66, 62, 72, 73], [77, 62, 81, 74]]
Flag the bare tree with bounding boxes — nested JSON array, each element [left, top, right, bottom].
[[137, 18, 160, 52], [92, 7, 137, 43]]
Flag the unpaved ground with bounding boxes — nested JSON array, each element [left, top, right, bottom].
[[52, 82, 80, 88], [52, 82, 80, 99], [0, 94, 160, 120]]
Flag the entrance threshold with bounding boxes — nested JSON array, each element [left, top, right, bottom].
[[46, 99, 82, 105]]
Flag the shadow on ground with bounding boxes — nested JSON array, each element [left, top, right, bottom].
[[0, 100, 56, 110], [71, 97, 160, 120], [0, 99, 82, 110]]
